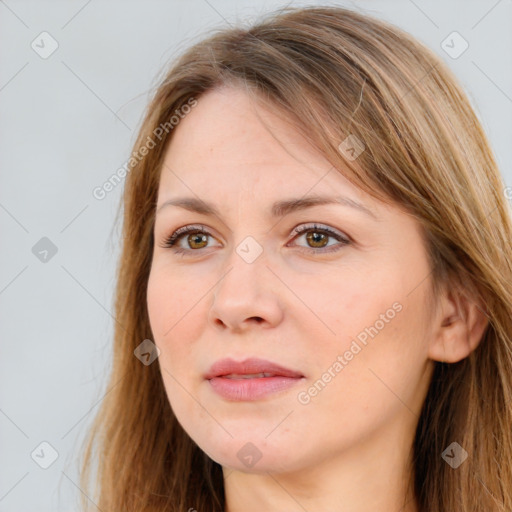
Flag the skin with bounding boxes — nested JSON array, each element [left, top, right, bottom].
[[146, 85, 488, 511]]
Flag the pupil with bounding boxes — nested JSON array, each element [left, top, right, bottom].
[[190, 234, 207, 248], [307, 231, 327, 247]]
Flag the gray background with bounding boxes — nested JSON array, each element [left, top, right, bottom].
[[1, 0, 510, 510]]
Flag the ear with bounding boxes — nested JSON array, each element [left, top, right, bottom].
[[428, 286, 489, 363]]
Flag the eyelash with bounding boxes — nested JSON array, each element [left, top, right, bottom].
[[160, 223, 351, 257]]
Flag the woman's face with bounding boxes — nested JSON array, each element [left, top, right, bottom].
[[147, 86, 436, 475]]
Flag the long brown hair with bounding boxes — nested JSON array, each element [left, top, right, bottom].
[[77, 5, 512, 511]]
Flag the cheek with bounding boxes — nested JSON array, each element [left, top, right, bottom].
[[147, 268, 208, 424], [306, 266, 403, 343], [146, 266, 206, 369], [301, 265, 429, 405], [148, 264, 199, 336]]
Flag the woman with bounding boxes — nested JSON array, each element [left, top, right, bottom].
[[79, 5, 512, 511]]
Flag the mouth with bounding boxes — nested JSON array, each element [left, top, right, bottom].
[[222, 372, 282, 379], [205, 357, 304, 379], [205, 357, 305, 401]]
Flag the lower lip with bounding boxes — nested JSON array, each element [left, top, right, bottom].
[[208, 375, 304, 401]]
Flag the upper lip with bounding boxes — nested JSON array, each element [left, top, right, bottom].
[[205, 357, 304, 379]]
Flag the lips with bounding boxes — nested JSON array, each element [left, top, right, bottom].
[[205, 357, 305, 401], [205, 357, 304, 380]]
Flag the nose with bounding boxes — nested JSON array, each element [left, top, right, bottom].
[[208, 243, 284, 333]]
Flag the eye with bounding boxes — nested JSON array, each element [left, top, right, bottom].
[[160, 224, 217, 255], [288, 223, 351, 254], [159, 223, 351, 256]]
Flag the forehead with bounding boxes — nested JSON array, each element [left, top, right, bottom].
[[158, 86, 367, 203]]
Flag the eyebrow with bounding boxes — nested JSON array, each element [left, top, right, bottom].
[[156, 194, 379, 220]]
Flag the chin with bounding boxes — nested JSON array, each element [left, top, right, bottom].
[[195, 434, 304, 474]]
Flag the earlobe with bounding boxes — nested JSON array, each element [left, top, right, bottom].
[[428, 288, 489, 363]]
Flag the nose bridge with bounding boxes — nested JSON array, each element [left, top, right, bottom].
[[209, 233, 283, 329], [216, 233, 267, 299]]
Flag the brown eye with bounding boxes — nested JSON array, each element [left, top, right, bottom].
[[186, 232, 209, 249], [305, 230, 329, 248], [161, 225, 214, 252], [290, 223, 351, 254]]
